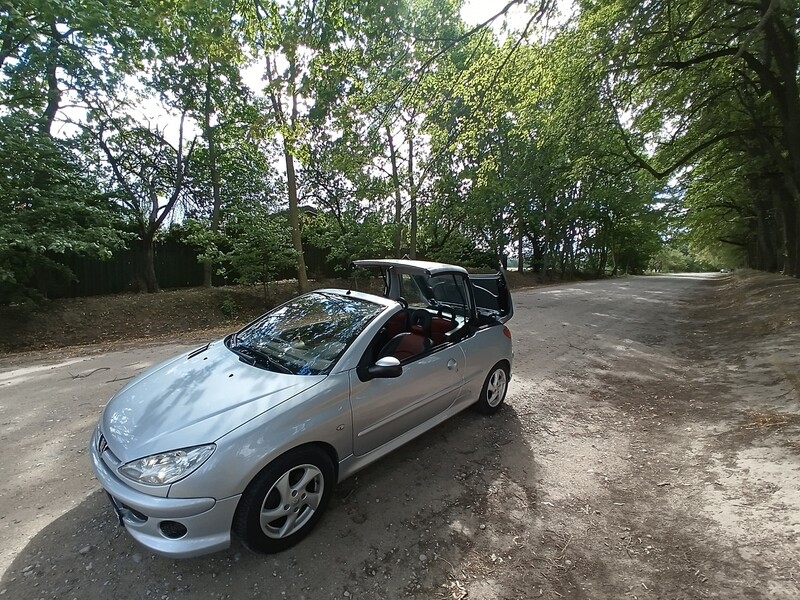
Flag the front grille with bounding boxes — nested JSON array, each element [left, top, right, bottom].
[[97, 433, 108, 454]]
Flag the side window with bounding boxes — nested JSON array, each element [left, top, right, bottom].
[[428, 274, 472, 317], [398, 273, 428, 307]]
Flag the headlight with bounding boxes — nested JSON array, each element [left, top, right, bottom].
[[118, 444, 216, 485]]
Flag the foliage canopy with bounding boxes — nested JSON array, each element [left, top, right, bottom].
[[5, 0, 797, 304]]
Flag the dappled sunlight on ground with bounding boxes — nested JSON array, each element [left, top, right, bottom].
[[1, 272, 798, 598]]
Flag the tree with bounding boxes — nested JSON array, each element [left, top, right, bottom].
[[0, 0, 137, 303], [224, 202, 295, 300], [86, 108, 195, 292], [247, 0, 417, 287], [0, 115, 124, 303], [147, 0, 254, 287], [250, 0, 327, 292], [184, 124, 279, 282], [0, 0, 139, 132], [577, 0, 800, 276]]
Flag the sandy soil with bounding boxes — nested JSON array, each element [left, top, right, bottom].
[[0, 271, 797, 599]]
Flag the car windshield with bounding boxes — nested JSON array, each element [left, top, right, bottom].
[[229, 292, 383, 375]]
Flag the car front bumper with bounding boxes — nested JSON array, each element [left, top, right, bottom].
[[89, 427, 240, 558]]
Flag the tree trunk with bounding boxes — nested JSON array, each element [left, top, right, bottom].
[[284, 147, 308, 293], [598, 244, 608, 276], [203, 66, 223, 287], [611, 242, 619, 277], [763, 5, 800, 210], [781, 196, 799, 277], [749, 180, 775, 271], [138, 233, 160, 293], [141, 188, 162, 293], [42, 20, 62, 135], [407, 136, 416, 260], [531, 235, 544, 275], [387, 127, 404, 257], [763, 3, 800, 277]]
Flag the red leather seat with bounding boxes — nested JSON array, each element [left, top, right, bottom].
[[378, 331, 433, 361], [429, 316, 455, 344], [409, 309, 432, 337], [379, 310, 434, 361], [383, 310, 408, 339]]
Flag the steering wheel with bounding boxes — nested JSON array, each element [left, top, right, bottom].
[[397, 296, 408, 309]]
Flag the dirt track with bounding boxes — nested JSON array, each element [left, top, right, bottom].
[[1, 273, 798, 599]]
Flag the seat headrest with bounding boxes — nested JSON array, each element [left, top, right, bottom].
[[410, 309, 432, 336]]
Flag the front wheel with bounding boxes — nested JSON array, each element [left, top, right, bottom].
[[233, 446, 334, 554], [474, 362, 509, 415]]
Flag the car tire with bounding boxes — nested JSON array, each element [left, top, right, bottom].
[[233, 446, 335, 554], [473, 362, 509, 415]]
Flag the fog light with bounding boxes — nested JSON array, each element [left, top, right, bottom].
[[159, 520, 188, 539]]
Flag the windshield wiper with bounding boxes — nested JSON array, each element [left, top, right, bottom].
[[231, 343, 293, 374]]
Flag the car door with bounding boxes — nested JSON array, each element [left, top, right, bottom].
[[468, 270, 514, 323], [348, 345, 465, 456]]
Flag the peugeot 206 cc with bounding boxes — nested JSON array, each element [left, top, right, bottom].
[[89, 259, 513, 557]]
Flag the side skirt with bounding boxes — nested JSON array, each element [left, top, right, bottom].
[[336, 391, 479, 483]]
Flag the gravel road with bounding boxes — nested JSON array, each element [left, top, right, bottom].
[[1, 274, 798, 599]]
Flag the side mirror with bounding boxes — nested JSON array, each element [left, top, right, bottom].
[[361, 356, 402, 381]]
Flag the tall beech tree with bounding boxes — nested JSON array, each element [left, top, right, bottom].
[[578, 0, 800, 275], [147, 0, 254, 287]]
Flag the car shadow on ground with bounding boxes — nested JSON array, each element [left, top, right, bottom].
[[1, 404, 536, 599]]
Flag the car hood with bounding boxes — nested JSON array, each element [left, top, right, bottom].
[[102, 340, 325, 462]]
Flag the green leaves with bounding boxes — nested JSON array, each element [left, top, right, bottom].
[[578, 0, 800, 274], [0, 114, 125, 302], [10, 0, 757, 305], [224, 203, 295, 287]]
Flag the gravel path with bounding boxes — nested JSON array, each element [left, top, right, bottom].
[[1, 273, 797, 599]]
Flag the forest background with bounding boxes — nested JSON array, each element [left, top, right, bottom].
[[2, 0, 799, 305]]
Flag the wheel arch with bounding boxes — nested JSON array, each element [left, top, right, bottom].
[[494, 358, 511, 374], [486, 358, 511, 383], [472, 359, 511, 415], [231, 441, 339, 553], [298, 441, 340, 481], [239, 441, 340, 497]]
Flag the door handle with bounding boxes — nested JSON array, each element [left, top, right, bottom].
[[447, 358, 458, 371]]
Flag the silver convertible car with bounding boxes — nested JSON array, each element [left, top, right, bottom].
[[89, 259, 513, 557]]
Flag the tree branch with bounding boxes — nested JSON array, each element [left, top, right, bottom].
[[734, 0, 778, 60], [154, 112, 196, 230], [656, 45, 786, 115], [617, 120, 746, 180]]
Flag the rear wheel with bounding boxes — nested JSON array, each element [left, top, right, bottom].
[[474, 362, 509, 415], [233, 446, 334, 554]]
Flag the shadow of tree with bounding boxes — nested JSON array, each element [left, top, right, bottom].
[[1, 406, 543, 599]]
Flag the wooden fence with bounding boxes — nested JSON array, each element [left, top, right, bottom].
[[41, 240, 336, 299]]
